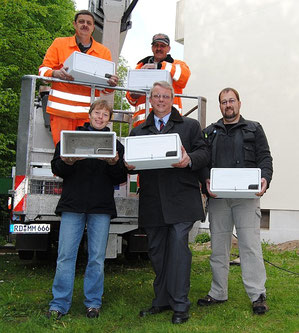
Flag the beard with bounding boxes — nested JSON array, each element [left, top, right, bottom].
[[223, 107, 237, 120]]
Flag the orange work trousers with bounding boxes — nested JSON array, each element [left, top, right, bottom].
[[50, 114, 89, 147]]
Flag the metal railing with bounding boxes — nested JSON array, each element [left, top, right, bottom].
[[22, 75, 206, 125]]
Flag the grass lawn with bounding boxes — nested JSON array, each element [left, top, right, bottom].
[[0, 243, 298, 333]]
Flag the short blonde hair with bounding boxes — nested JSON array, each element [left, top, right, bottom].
[[89, 99, 113, 120]]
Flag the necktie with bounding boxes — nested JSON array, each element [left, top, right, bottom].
[[159, 119, 164, 131]]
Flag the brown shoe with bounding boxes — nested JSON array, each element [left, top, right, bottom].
[[197, 295, 227, 306], [252, 294, 269, 315]]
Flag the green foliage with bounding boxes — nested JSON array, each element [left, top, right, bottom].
[[113, 122, 130, 138], [113, 56, 131, 137], [0, 235, 7, 246], [0, 89, 19, 176], [114, 56, 130, 112], [195, 232, 211, 244], [0, 0, 76, 178], [0, 0, 75, 92]]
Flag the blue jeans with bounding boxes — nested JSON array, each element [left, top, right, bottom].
[[49, 212, 110, 314]]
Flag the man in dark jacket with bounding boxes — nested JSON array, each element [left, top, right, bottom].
[[127, 81, 210, 324], [197, 87, 273, 315], [47, 100, 127, 320]]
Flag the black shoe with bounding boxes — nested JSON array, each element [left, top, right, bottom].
[[172, 311, 189, 324], [139, 305, 171, 317], [197, 295, 227, 306], [252, 294, 269, 315], [86, 307, 100, 318], [46, 310, 64, 320]]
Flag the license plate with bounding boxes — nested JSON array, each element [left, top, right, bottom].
[[10, 224, 51, 234]]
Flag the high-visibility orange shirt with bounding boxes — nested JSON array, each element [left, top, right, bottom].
[[39, 35, 113, 119], [126, 55, 191, 127]]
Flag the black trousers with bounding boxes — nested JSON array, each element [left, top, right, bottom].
[[144, 221, 193, 312]]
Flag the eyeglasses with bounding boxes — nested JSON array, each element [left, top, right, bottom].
[[220, 98, 237, 106], [152, 94, 172, 100]]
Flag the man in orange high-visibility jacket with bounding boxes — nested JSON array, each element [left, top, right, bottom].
[[126, 33, 191, 128], [39, 10, 118, 146]]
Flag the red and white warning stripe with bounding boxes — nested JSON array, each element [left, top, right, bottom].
[[13, 175, 28, 212], [7, 197, 12, 210]]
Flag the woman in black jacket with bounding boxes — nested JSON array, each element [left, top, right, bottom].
[[47, 99, 127, 319]]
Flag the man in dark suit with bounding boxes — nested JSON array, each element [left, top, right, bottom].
[[126, 81, 210, 324]]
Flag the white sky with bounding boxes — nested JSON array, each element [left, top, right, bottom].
[[74, 0, 184, 68]]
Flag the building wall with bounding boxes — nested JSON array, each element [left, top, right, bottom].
[[196, 211, 299, 244], [176, 0, 299, 212], [260, 210, 299, 243]]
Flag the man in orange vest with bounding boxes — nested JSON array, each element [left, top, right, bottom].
[[39, 10, 118, 146], [126, 33, 191, 128]]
